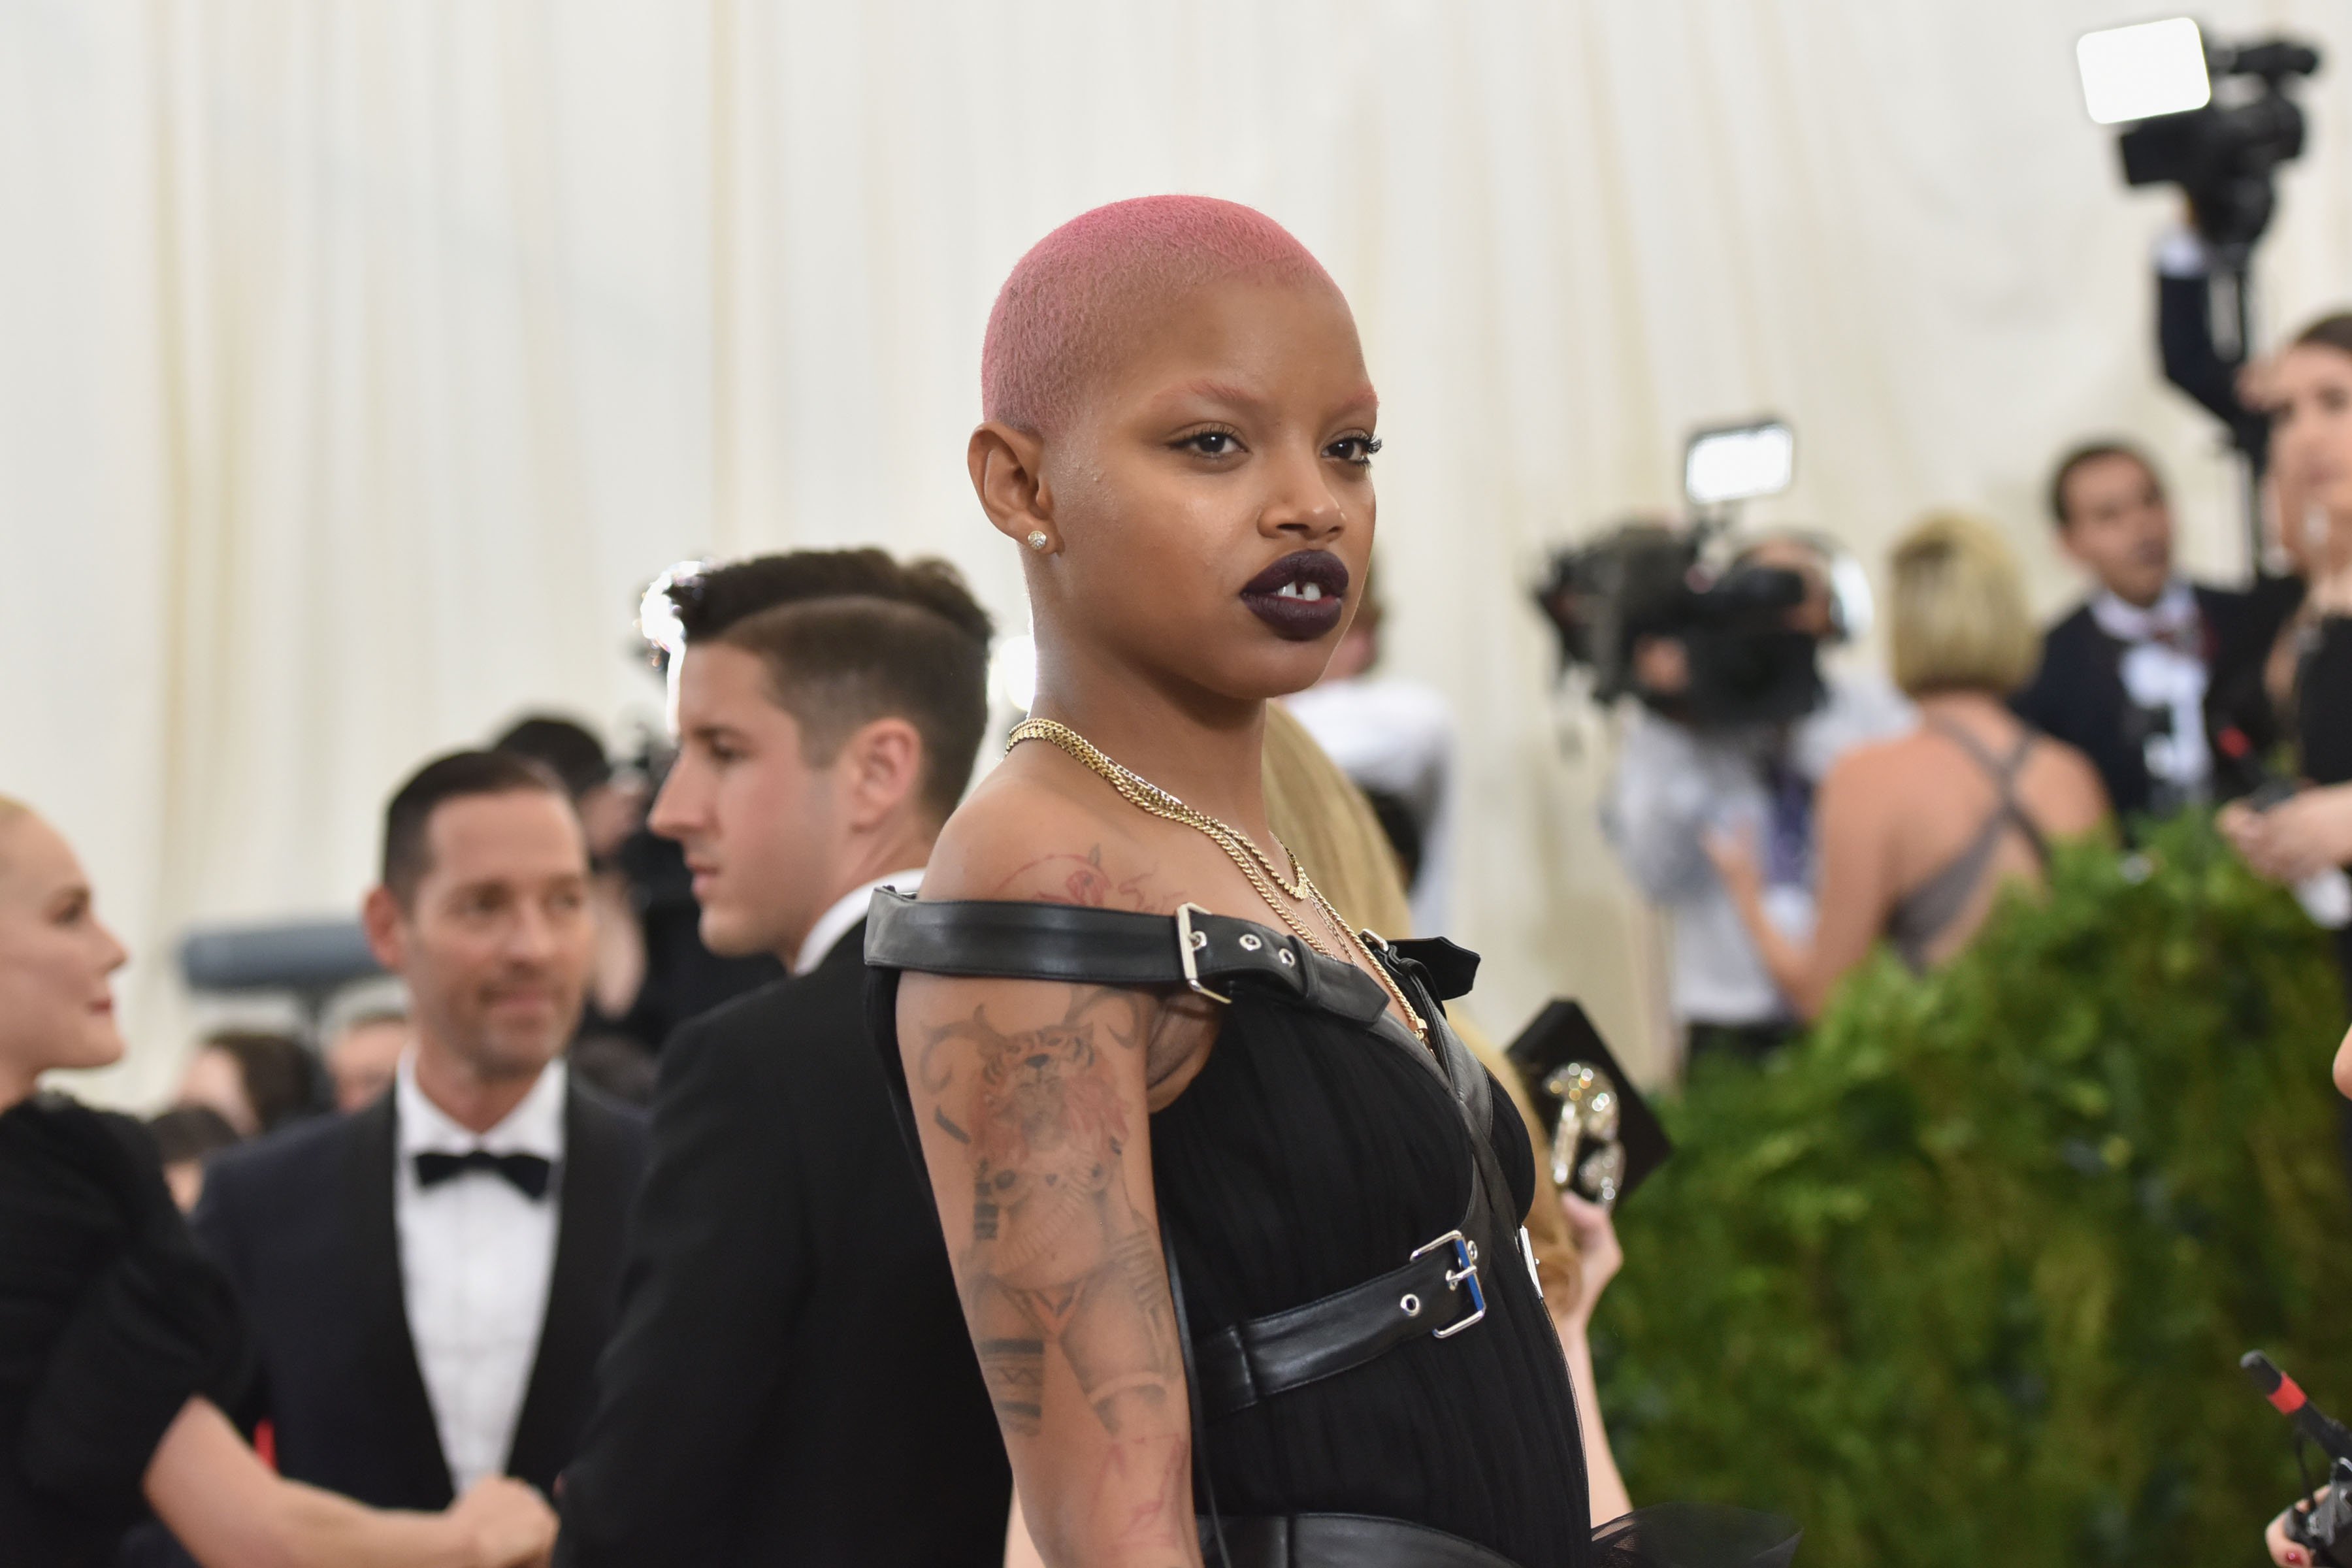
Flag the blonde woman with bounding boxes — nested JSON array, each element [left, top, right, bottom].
[[0, 797, 555, 1568], [1708, 515, 2109, 1021]]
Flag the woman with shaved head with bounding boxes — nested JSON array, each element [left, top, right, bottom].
[[0, 799, 557, 1567], [867, 199, 1789, 1568]]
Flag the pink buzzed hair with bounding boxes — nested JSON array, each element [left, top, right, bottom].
[[981, 195, 1342, 437]]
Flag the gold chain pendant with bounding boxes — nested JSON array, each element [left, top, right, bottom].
[[1006, 717, 1428, 1043]]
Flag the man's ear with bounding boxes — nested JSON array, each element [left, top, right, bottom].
[[360, 885, 408, 973], [968, 421, 1060, 553], [838, 717, 925, 831]]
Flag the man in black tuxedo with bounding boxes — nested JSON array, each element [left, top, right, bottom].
[[194, 749, 648, 1509], [556, 552, 1011, 1567], [2012, 440, 2295, 821]]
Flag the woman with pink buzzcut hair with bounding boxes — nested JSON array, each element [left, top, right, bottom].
[[865, 197, 1794, 1568]]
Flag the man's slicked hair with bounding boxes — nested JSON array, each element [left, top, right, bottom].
[[668, 549, 992, 647], [667, 550, 994, 826], [382, 749, 570, 903]]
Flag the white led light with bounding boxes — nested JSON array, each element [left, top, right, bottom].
[[2078, 18, 2212, 126], [636, 561, 704, 657], [1684, 421, 1795, 508], [989, 632, 1039, 713]]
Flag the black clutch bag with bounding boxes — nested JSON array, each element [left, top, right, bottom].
[[1505, 1000, 1671, 1211]]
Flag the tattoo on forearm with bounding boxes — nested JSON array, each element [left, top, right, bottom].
[[917, 989, 1181, 1447]]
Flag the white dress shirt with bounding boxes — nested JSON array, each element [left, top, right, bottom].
[[393, 1053, 566, 1494], [1285, 678, 1457, 937], [794, 868, 925, 974], [2091, 581, 2213, 804]]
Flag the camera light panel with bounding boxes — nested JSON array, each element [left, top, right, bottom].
[[2078, 18, 2212, 125], [1684, 419, 1795, 508]]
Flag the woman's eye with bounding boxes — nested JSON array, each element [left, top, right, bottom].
[[1178, 431, 1242, 458], [1327, 434, 1382, 466]]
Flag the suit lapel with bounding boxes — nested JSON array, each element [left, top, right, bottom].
[[504, 1084, 630, 1492], [344, 1095, 456, 1505]]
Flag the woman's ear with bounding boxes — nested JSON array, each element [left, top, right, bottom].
[[968, 422, 1058, 553]]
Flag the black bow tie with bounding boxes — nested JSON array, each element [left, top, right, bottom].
[[413, 1149, 554, 1200]]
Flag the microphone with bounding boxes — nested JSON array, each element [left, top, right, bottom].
[[2244, 1351, 2352, 1464]]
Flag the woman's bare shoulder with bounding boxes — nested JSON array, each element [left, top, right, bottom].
[[1819, 729, 1921, 800], [2023, 736, 2112, 834], [925, 753, 1183, 911]]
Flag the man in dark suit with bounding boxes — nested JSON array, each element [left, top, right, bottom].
[[556, 552, 1011, 1567], [2013, 440, 2296, 820], [195, 749, 648, 1508]]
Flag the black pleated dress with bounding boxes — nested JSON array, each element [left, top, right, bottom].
[[1149, 969, 1592, 1563], [866, 894, 1797, 1568], [0, 1093, 252, 1568]]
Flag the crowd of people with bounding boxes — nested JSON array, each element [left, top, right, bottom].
[[1606, 321, 2352, 1071], [6, 193, 2352, 1568]]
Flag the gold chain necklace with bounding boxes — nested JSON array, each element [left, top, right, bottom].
[[1007, 717, 1428, 1043]]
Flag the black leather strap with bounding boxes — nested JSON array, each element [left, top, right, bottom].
[[1203, 1514, 1523, 1568], [864, 890, 1390, 1022], [1193, 1228, 1489, 1419], [868, 892, 1529, 1492]]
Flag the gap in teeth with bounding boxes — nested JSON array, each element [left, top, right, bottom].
[[1275, 581, 1325, 602]]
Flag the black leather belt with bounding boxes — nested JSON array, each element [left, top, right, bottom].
[[1204, 1513, 1523, 1568], [1193, 1227, 1489, 1419], [864, 890, 1484, 1025]]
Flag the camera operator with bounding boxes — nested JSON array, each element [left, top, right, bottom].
[[1599, 531, 1910, 1066]]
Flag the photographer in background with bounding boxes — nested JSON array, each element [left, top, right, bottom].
[[2011, 440, 2293, 821], [1596, 529, 1910, 1066]]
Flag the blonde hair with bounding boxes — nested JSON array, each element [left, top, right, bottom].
[[1887, 512, 2041, 698], [1260, 704, 1586, 1316]]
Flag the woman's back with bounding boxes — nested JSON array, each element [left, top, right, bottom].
[[1834, 697, 2107, 970]]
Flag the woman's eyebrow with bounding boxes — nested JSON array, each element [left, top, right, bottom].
[[1159, 377, 1266, 411], [1151, 378, 1380, 419]]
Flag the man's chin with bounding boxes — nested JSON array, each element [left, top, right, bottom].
[[698, 909, 785, 962]]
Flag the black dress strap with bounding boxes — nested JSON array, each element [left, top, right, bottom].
[[865, 890, 1482, 1015]]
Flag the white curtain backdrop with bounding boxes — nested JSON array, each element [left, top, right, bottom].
[[5, 0, 2349, 1106]]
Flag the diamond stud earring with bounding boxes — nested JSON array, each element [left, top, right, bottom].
[[1026, 531, 1050, 552]]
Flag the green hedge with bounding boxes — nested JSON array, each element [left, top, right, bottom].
[[1597, 816, 2352, 1566]]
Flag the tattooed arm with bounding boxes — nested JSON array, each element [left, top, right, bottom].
[[894, 968, 1204, 1568], [902, 970, 1203, 1568]]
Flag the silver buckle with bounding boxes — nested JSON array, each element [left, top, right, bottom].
[[1174, 903, 1231, 1005], [1409, 1228, 1486, 1339]]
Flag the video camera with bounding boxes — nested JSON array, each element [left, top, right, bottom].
[[1533, 418, 1840, 729], [2078, 20, 2322, 259]]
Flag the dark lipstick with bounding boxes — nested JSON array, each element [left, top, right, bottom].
[[1239, 550, 1350, 641]]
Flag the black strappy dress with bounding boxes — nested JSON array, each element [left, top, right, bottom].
[[866, 893, 1797, 1568]]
